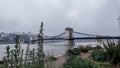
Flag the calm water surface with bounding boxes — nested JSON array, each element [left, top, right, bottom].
[[0, 42, 98, 60]]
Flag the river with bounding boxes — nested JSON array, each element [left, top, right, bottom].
[[0, 42, 98, 60]]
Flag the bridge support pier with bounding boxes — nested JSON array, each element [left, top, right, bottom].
[[65, 27, 74, 46]]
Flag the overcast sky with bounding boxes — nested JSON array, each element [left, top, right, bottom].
[[0, 0, 120, 36]]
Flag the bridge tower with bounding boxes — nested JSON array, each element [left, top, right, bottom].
[[65, 27, 74, 45]]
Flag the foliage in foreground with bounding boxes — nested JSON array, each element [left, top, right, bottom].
[[91, 40, 120, 65], [103, 40, 120, 64], [66, 48, 81, 55], [97, 62, 111, 68], [79, 46, 89, 53], [2, 22, 45, 68], [64, 56, 99, 68], [90, 49, 108, 62], [47, 56, 57, 61], [66, 45, 93, 56], [92, 45, 103, 50]]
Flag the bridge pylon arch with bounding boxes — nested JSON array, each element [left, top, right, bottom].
[[65, 27, 75, 45]]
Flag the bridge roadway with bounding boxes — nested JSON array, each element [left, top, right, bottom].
[[42, 36, 120, 40]]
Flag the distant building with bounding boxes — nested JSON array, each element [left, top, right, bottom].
[[0, 32, 38, 44]]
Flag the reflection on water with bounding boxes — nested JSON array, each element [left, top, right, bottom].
[[0, 42, 98, 60]]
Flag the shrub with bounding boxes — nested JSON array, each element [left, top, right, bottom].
[[90, 49, 108, 62], [92, 40, 120, 64], [45, 55, 58, 68], [93, 45, 103, 49], [103, 40, 120, 64], [67, 48, 80, 55], [49, 56, 57, 61], [86, 45, 93, 51], [98, 62, 111, 68], [79, 46, 89, 53], [64, 56, 99, 68]]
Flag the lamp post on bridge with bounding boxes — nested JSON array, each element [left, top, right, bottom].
[[118, 12, 120, 43]]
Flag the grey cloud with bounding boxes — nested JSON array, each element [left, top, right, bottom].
[[0, 0, 120, 36]]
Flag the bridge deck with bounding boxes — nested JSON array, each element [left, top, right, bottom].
[[31, 36, 120, 41]]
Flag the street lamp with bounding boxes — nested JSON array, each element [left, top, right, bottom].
[[118, 9, 120, 30], [118, 16, 120, 30], [117, 12, 120, 43]]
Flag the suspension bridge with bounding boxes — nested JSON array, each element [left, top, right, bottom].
[[30, 27, 120, 45]]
